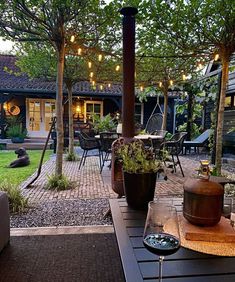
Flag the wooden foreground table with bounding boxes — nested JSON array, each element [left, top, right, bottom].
[[110, 197, 235, 282]]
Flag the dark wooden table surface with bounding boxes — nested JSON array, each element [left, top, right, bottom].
[[110, 197, 235, 282]]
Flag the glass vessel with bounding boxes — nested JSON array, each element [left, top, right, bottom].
[[143, 201, 180, 282]]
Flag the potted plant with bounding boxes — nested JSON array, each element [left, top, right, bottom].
[[117, 139, 165, 210], [7, 124, 27, 143], [92, 114, 116, 133]]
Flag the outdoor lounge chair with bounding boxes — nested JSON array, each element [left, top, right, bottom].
[[183, 129, 212, 155]]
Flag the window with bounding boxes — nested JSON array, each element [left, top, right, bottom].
[[225, 96, 231, 107], [84, 101, 103, 122], [135, 103, 144, 124]]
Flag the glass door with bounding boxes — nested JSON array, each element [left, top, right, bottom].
[[27, 99, 56, 137]]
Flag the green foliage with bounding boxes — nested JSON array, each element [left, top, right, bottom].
[[178, 122, 201, 139], [46, 174, 72, 191], [92, 114, 116, 133], [6, 124, 27, 139], [117, 139, 163, 174], [65, 152, 79, 162], [0, 181, 28, 213]]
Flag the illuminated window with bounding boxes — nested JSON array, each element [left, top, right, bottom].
[[225, 96, 231, 107]]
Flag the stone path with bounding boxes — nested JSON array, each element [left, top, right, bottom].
[[20, 151, 203, 203]]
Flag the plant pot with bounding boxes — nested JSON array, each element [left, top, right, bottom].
[[123, 171, 157, 210], [11, 137, 25, 143]]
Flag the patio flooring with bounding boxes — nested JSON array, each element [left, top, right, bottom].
[[20, 151, 202, 203]]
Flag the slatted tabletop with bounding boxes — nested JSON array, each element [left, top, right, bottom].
[[110, 198, 235, 282]]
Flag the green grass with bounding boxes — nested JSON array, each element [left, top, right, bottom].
[[0, 150, 52, 186]]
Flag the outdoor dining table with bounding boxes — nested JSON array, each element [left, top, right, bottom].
[[109, 197, 235, 282]]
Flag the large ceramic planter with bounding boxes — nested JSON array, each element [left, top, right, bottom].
[[123, 171, 157, 210]]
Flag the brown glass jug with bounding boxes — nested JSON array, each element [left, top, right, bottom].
[[183, 161, 224, 226]]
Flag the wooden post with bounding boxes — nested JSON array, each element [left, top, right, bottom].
[[120, 7, 138, 139]]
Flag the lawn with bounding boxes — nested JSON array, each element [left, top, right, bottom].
[[0, 150, 52, 186]]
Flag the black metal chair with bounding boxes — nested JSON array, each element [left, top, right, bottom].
[[145, 113, 163, 134], [99, 132, 120, 173], [149, 130, 168, 156], [77, 132, 101, 169], [161, 132, 187, 177]]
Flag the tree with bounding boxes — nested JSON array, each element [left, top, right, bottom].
[[141, 0, 235, 174], [0, 0, 115, 176]]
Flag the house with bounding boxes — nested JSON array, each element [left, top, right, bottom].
[[0, 54, 178, 139]]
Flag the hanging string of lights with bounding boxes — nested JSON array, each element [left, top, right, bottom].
[[69, 34, 220, 92]]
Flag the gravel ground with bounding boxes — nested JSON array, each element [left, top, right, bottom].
[[10, 199, 112, 228]]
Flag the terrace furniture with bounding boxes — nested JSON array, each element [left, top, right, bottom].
[[145, 113, 163, 134], [183, 129, 212, 155], [77, 132, 101, 169], [99, 132, 120, 173], [0, 192, 10, 253], [149, 130, 168, 155], [110, 197, 235, 282], [161, 132, 187, 177]]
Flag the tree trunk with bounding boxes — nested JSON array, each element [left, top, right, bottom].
[[162, 86, 168, 130], [186, 91, 193, 140], [55, 43, 65, 177], [67, 84, 74, 155], [215, 57, 229, 174]]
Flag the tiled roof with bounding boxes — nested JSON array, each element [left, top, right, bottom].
[[0, 54, 122, 96], [0, 54, 179, 98]]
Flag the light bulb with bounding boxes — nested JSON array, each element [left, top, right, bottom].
[[88, 61, 92, 68], [159, 82, 162, 87], [77, 48, 82, 55], [90, 72, 94, 78], [140, 86, 144, 91], [214, 53, 219, 61], [108, 83, 111, 88], [169, 80, 173, 86], [70, 35, 75, 42], [92, 81, 95, 86], [115, 65, 120, 71], [100, 85, 103, 90], [182, 74, 186, 81], [98, 54, 103, 61]]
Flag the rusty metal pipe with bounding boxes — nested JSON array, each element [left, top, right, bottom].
[[120, 7, 138, 139]]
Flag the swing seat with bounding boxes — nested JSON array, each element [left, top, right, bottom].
[[145, 113, 163, 134]]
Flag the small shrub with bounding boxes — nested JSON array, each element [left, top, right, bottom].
[[46, 174, 72, 191], [65, 152, 79, 161], [0, 181, 28, 213]]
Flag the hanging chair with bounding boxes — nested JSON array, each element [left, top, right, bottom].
[[145, 113, 163, 134]]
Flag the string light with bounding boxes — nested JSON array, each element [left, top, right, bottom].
[[100, 85, 103, 90], [88, 61, 92, 68], [214, 53, 219, 61], [70, 35, 75, 42], [92, 80, 95, 86], [115, 65, 120, 71], [159, 82, 162, 87], [197, 62, 204, 70], [169, 80, 173, 86], [140, 86, 144, 91], [108, 83, 111, 88], [182, 74, 187, 81], [77, 48, 82, 55], [90, 72, 94, 78], [98, 54, 103, 61]]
